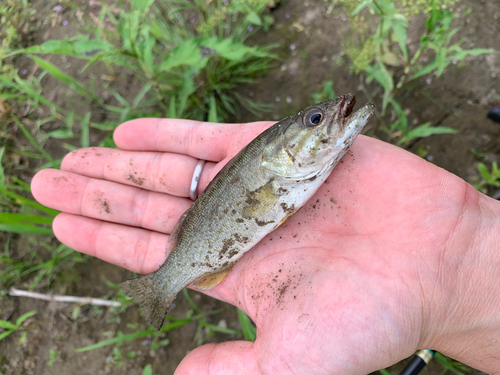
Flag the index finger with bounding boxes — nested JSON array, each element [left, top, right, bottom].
[[113, 118, 272, 162]]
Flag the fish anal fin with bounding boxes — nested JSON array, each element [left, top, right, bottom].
[[192, 266, 234, 290]]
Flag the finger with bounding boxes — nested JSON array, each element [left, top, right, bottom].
[[60, 147, 218, 198], [31, 169, 191, 233], [175, 341, 259, 375], [53, 213, 168, 273], [113, 118, 272, 161]]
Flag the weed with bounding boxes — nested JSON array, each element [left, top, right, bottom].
[[0, 310, 36, 341], [75, 289, 242, 358], [325, 0, 494, 146], [5, 0, 276, 124], [473, 161, 500, 194], [47, 348, 60, 366], [237, 308, 256, 341]]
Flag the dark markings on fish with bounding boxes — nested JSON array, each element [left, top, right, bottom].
[[228, 249, 238, 258], [255, 218, 275, 226], [231, 209, 236, 215], [280, 202, 295, 214], [277, 187, 288, 194], [230, 176, 240, 184], [308, 175, 317, 182], [219, 238, 236, 259], [233, 233, 249, 243], [236, 218, 244, 223], [243, 179, 279, 217]]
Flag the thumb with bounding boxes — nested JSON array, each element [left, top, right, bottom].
[[175, 341, 260, 375]]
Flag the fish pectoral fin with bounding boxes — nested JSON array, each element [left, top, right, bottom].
[[192, 265, 234, 290]]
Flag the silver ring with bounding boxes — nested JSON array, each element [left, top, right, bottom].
[[190, 160, 205, 200]]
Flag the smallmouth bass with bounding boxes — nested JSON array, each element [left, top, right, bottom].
[[121, 94, 374, 330]]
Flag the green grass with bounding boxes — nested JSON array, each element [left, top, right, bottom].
[[324, 0, 495, 146], [75, 289, 243, 355], [0, 310, 36, 342]]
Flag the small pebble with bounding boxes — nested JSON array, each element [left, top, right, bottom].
[[286, 96, 292, 103], [275, 96, 281, 102]]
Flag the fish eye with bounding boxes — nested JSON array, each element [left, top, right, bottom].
[[304, 109, 323, 127]]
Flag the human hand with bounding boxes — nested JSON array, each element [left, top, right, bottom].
[[31, 118, 500, 374]]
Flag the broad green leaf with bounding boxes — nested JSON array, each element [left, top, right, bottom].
[[202, 38, 270, 61], [351, 0, 374, 16], [167, 96, 177, 118], [409, 60, 439, 81], [80, 112, 91, 148], [128, 11, 141, 49], [15, 311, 37, 326], [0, 223, 54, 234], [451, 48, 496, 61], [398, 123, 458, 145], [42, 129, 74, 140], [208, 95, 218, 123], [391, 15, 408, 62], [237, 309, 256, 341], [0, 187, 59, 216], [0, 213, 54, 225], [5, 38, 115, 58], [245, 11, 262, 25], [0, 320, 17, 330], [30, 56, 98, 102], [132, 0, 155, 13], [159, 40, 204, 72], [177, 69, 198, 117], [366, 61, 394, 92], [132, 83, 153, 109]]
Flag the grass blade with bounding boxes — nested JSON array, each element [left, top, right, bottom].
[[11, 115, 53, 162], [237, 308, 256, 341]]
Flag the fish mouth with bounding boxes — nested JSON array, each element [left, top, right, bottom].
[[337, 93, 356, 130]]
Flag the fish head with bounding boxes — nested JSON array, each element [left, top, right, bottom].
[[261, 94, 375, 180]]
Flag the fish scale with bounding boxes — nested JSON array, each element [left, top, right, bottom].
[[121, 94, 374, 331]]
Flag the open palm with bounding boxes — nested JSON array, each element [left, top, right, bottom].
[[32, 118, 480, 375]]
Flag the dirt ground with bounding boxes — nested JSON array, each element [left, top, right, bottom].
[[1, 0, 499, 374]]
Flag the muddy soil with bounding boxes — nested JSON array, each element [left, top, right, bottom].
[[1, 0, 499, 374]]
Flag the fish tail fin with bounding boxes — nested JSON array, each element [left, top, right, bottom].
[[120, 275, 173, 331]]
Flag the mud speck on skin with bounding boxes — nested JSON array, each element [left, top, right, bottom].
[[127, 173, 145, 186], [93, 191, 112, 214]]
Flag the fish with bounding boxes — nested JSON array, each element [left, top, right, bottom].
[[120, 93, 374, 330]]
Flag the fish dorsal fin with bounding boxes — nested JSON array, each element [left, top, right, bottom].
[[192, 265, 234, 290]]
